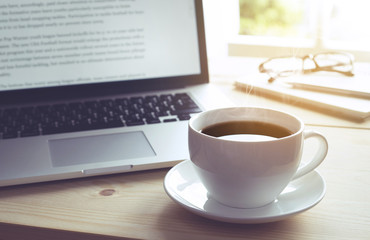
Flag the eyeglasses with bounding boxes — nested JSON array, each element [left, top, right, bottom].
[[259, 52, 355, 83]]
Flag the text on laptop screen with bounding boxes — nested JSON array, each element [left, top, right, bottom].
[[0, 0, 201, 91]]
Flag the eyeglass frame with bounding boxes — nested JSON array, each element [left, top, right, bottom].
[[259, 52, 355, 83]]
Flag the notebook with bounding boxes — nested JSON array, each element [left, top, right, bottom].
[[0, 0, 228, 186], [234, 73, 370, 120]]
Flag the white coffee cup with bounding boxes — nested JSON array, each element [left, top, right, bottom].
[[188, 107, 328, 209]]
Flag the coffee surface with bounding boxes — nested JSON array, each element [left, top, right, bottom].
[[201, 121, 293, 138]]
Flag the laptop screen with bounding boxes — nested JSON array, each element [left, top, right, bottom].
[[0, 0, 208, 101]]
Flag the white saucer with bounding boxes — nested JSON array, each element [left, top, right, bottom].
[[164, 160, 326, 224]]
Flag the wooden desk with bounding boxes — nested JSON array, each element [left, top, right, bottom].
[[1, 79, 369, 239]]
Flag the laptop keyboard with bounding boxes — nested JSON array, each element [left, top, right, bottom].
[[0, 93, 202, 139]]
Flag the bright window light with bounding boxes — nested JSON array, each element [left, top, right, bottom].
[[223, 0, 370, 61]]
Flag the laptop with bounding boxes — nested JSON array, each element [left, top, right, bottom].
[[0, 0, 228, 187]]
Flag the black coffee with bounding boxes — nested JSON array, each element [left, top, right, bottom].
[[201, 121, 293, 139]]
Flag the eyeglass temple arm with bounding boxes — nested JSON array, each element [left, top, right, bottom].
[[302, 66, 354, 76]]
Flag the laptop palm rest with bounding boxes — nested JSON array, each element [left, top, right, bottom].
[[49, 132, 156, 167]]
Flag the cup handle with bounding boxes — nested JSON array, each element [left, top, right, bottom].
[[292, 130, 328, 180]]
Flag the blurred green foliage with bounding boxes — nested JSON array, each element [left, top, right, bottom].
[[239, 0, 304, 36]]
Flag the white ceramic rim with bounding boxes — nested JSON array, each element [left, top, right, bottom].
[[189, 107, 304, 142]]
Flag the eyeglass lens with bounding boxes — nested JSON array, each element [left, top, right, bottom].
[[313, 53, 353, 72]]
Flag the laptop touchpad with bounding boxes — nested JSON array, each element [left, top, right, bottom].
[[49, 132, 156, 167]]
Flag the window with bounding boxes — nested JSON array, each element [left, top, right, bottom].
[[204, 0, 370, 61]]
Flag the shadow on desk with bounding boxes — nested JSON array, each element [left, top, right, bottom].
[[155, 201, 305, 240], [0, 222, 131, 240]]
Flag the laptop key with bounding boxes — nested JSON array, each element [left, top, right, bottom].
[[102, 116, 124, 128], [177, 114, 192, 121], [163, 118, 177, 123], [170, 107, 202, 115], [125, 113, 145, 126], [126, 120, 145, 126], [145, 112, 161, 124]]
